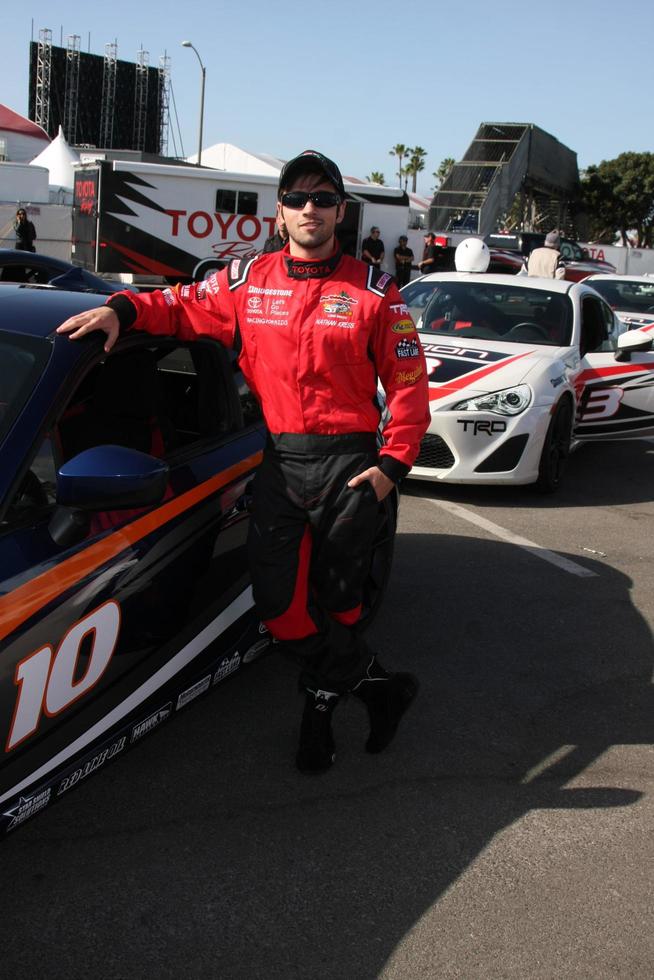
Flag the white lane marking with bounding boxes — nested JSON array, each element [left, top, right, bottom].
[[427, 498, 599, 578], [0, 587, 254, 805]]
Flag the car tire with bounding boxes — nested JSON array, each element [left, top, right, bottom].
[[535, 397, 573, 493], [192, 260, 227, 282], [359, 490, 398, 629]]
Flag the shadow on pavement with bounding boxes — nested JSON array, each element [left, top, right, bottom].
[[1, 531, 652, 978], [406, 438, 654, 509]]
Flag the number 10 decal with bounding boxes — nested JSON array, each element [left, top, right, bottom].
[[6, 601, 121, 753]]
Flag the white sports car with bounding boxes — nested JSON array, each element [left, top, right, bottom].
[[585, 273, 654, 330], [399, 273, 654, 490]]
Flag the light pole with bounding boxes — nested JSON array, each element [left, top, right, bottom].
[[181, 40, 206, 165]]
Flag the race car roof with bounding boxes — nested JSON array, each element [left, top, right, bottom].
[[414, 272, 575, 293], [0, 284, 105, 338], [585, 274, 654, 284]]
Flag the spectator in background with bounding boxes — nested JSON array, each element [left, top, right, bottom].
[[262, 217, 288, 253], [393, 235, 414, 288], [361, 226, 385, 269], [418, 231, 440, 274], [522, 230, 566, 279], [14, 209, 37, 252]]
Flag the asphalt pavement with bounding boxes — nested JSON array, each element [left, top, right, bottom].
[[1, 438, 653, 979]]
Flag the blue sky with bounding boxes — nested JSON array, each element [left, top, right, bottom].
[[2, 0, 652, 196]]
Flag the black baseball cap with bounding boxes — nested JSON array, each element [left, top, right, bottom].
[[278, 150, 345, 200]]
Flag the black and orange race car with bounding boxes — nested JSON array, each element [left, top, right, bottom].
[[0, 285, 397, 833]]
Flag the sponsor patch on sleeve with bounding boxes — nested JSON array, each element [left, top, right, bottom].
[[394, 365, 424, 385], [395, 337, 420, 359], [391, 319, 416, 335]]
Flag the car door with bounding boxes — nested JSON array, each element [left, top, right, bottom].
[[572, 293, 654, 440], [0, 334, 266, 823]]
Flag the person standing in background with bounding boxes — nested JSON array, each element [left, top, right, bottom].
[[418, 231, 440, 274], [522, 230, 566, 279], [262, 217, 288, 254], [14, 209, 36, 252], [393, 235, 414, 287], [361, 226, 385, 269]]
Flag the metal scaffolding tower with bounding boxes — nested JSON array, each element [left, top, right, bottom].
[[34, 27, 53, 133], [158, 54, 171, 156], [133, 47, 149, 151], [63, 34, 81, 143], [99, 41, 118, 148]]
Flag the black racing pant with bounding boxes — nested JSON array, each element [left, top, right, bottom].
[[247, 433, 381, 692]]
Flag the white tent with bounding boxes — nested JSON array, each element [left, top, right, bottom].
[[30, 127, 81, 200], [187, 142, 284, 176]]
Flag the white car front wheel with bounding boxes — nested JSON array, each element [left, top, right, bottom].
[[535, 398, 573, 493]]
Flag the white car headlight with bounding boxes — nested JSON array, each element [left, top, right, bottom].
[[452, 384, 532, 416]]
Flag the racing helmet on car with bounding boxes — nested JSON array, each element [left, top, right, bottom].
[[455, 237, 490, 273]]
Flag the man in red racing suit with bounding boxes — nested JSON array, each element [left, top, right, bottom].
[[57, 150, 430, 773]]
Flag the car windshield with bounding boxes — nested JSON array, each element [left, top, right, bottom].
[[0, 333, 51, 443], [417, 281, 573, 346], [589, 279, 654, 316], [560, 240, 585, 261], [400, 279, 443, 323]]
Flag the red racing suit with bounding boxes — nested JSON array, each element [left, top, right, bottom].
[[107, 246, 430, 690]]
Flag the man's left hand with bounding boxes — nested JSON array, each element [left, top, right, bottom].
[[348, 466, 394, 501]]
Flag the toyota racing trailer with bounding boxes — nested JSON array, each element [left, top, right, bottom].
[[71, 159, 412, 285]]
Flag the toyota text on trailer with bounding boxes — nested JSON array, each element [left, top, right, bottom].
[[72, 160, 412, 285]]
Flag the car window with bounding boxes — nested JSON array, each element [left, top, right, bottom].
[[0, 263, 51, 285], [598, 301, 620, 352], [590, 279, 654, 315], [0, 333, 51, 442], [58, 341, 242, 465], [2, 339, 260, 534], [580, 296, 610, 356], [2, 435, 58, 530], [560, 240, 584, 261], [400, 280, 442, 323], [417, 282, 573, 346]]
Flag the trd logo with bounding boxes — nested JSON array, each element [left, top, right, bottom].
[[456, 419, 507, 435]]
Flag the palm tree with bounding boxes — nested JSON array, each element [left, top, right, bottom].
[[405, 146, 428, 193], [388, 144, 408, 187], [365, 171, 385, 185], [433, 157, 455, 191]]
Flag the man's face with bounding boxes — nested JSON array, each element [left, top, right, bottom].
[[278, 173, 345, 254]]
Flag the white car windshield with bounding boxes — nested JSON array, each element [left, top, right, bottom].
[[417, 282, 573, 346], [589, 279, 654, 316]]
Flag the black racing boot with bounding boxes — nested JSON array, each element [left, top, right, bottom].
[[351, 658, 419, 754], [296, 687, 340, 773]]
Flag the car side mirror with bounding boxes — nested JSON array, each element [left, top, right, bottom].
[[615, 329, 654, 361], [56, 445, 169, 510]]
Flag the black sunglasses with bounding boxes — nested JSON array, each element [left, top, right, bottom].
[[281, 191, 341, 210]]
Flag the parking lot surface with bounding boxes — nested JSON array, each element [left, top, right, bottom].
[[2, 439, 653, 979]]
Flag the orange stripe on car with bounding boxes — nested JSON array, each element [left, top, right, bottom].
[[0, 451, 262, 645]]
